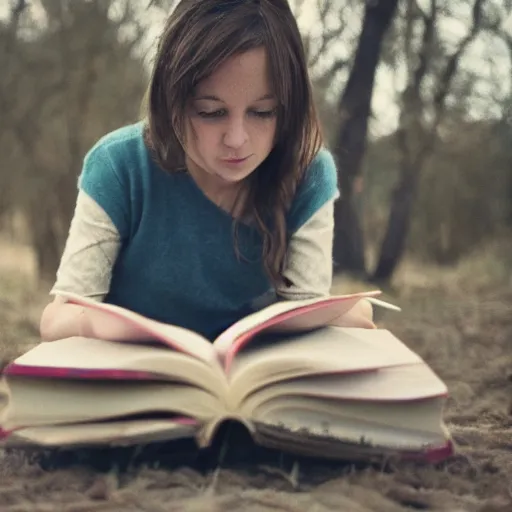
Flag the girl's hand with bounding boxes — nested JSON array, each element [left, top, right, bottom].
[[264, 297, 377, 334], [77, 306, 151, 342], [329, 299, 376, 329], [40, 296, 151, 343]]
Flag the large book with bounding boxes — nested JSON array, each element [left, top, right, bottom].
[[0, 291, 453, 463]]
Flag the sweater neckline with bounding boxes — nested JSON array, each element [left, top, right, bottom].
[[182, 171, 255, 228]]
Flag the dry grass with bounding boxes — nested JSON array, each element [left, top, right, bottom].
[[1, 238, 511, 511], [0, 279, 44, 371], [0, 236, 47, 368]]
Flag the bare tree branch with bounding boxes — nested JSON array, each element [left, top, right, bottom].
[[11, 0, 27, 19], [411, 0, 429, 22], [117, 0, 133, 24], [305, 0, 350, 83], [397, 0, 438, 163], [3, 0, 28, 64], [0, 0, 31, 136], [480, 2, 512, 123], [413, 0, 437, 96], [425, 0, 486, 157], [309, 24, 348, 68], [374, 0, 490, 282], [315, 57, 349, 88], [317, 0, 331, 21]]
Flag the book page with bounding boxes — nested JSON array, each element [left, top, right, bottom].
[[5, 337, 228, 399], [251, 418, 452, 463], [227, 327, 426, 404], [250, 396, 448, 452], [214, 291, 385, 371], [1, 376, 223, 431], [4, 419, 199, 448], [238, 364, 448, 415], [56, 292, 218, 365]]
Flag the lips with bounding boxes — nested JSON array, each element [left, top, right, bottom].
[[223, 157, 249, 163]]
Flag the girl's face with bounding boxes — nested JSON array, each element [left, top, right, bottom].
[[185, 47, 278, 187]]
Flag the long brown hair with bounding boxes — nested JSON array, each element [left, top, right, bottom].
[[143, 0, 323, 288]]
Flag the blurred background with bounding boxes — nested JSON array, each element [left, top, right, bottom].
[[0, 0, 511, 295]]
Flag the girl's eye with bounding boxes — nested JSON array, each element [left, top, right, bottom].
[[251, 109, 278, 119], [196, 108, 278, 120], [198, 110, 226, 118]]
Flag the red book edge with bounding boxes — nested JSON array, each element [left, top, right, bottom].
[[3, 365, 164, 381], [3, 363, 448, 404]]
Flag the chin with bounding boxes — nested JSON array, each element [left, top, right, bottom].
[[214, 171, 249, 184], [213, 166, 257, 184]]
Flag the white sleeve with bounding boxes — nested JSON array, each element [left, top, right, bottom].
[[277, 199, 335, 300], [50, 190, 122, 301]]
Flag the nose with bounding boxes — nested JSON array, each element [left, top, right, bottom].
[[223, 117, 248, 149]]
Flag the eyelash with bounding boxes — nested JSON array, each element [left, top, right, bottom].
[[197, 109, 277, 120]]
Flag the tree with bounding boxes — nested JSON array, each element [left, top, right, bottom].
[[372, 0, 489, 282], [293, 0, 355, 144], [331, 0, 400, 276], [494, 10, 512, 225], [0, 0, 148, 281]]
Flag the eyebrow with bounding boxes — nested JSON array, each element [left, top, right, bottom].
[[193, 93, 275, 102]]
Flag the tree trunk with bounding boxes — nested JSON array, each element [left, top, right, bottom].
[[332, 0, 399, 275], [333, 195, 366, 275], [372, 163, 419, 282], [27, 202, 62, 284]]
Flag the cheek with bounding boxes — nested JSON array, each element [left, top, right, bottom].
[[189, 122, 219, 151], [253, 121, 277, 149]]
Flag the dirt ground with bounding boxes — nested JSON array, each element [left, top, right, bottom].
[[0, 239, 511, 512]]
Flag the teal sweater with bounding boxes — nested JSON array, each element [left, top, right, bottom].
[[79, 122, 339, 339]]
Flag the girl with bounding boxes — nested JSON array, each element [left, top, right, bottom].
[[40, 0, 374, 342]]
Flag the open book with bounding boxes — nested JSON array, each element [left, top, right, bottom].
[[0, 291, 453, 463]]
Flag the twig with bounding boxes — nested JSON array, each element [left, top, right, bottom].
[[258, 459, 301, 490], [203, 425, 232, 496]]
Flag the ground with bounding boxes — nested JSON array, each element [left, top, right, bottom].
[[0, 238, 511, 512]]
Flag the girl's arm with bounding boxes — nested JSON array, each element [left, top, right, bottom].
[[272, 199, 376, 333], [40, 296, 87, 341], [39, 191, 136, 342], [40, 296, 151, 342]]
